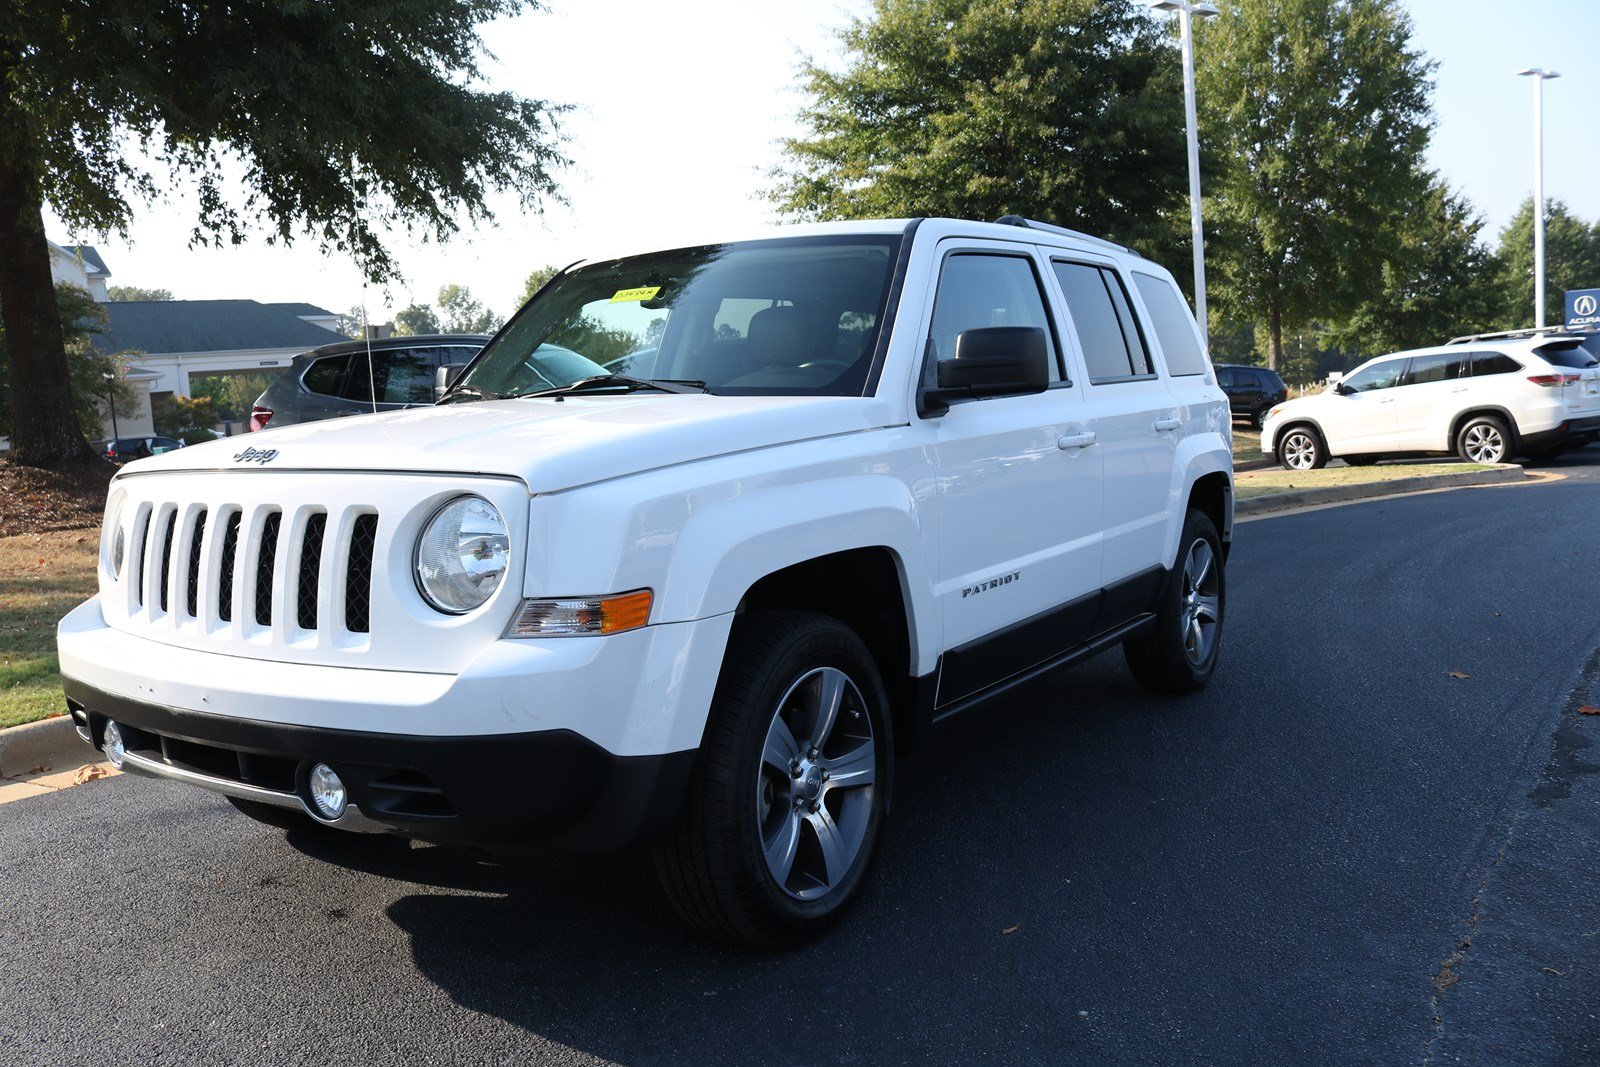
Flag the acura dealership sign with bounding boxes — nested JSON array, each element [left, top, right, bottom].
[[1566, 289, 1600, 329]]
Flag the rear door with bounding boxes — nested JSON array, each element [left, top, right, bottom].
[[1049, 257, 1178, 594], [1389, 351, 1467, 451]]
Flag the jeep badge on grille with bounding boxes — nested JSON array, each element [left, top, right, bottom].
[[232, 447, 279, 465]]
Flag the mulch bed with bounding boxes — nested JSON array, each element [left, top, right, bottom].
[[0, 459, 115, 538]]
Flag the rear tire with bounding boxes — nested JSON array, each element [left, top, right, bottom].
[[227, 796, 322, 832], [1124, 509, 1225, 695], [1249, 406, 1267, 430], [654, 611, 893, 949], [1277, 427, 1327, 470], [1456, 415, 1511, 464]]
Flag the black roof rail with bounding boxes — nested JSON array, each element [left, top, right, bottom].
[[992, 215, 1136, 256], [1446, 327, 1582, 345]]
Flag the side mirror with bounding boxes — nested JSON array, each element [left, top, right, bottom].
[[435, 363, 466, 400], [920, 326, 1050, 416], [1334, 382, 1355, 396]]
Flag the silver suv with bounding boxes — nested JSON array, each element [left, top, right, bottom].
[[249, 334, 490, 431]]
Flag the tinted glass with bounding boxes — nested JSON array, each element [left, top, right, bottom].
[[1466, 351, 1522, 377], [1261, 370, 1286, 391], [1055, 262, 1150, 382], [929, 254, 1059, 382], [1535, 342, 1600, 369], [1132, 273, 1206, 376], [1216, 367, 1237, 388], [343, 348, 437, 405], [1342, 359, 1405, 392], [458, 235, 901, 398], [302, 355, 349, 396], [1405, 353, 1465, 384]]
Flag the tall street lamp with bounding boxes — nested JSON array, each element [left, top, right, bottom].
[[102, 371, 120, 441], [1150, 0, 1220, 347], [1516, 67, 1560, 331]]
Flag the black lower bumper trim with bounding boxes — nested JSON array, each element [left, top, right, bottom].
[[62, 676, 696, 857]]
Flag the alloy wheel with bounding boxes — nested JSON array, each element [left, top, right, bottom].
[[1463, 424, 1505, 463], [757, 667, 876, 901], [1283, 432, 1317, 470], [1180, 539, 1221, 666]]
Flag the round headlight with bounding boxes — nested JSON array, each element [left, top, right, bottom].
[[414, 495, 510, 614], [104, 490, 127, 578]]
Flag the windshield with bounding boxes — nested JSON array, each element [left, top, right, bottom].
[[453, 234, 902, 400]]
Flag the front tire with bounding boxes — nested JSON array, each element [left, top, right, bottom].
[[1277, 427, 1327, 470], [1457, 416, 1511, 464], [654, 611, 893, 949], [1124, 510, 1225, 695]]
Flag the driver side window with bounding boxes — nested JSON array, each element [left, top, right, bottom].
[[928, 253, 1060, 382], [1343, 359, 1405, 392]]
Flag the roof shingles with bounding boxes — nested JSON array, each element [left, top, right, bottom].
[[95, 300, 343, 355]]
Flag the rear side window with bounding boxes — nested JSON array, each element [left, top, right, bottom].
[[1466, 351, 1522, 378], [342, 348, 437, 405], [1535, 343, 1600, 369], [301, 355, 349, 396], [928, 253, 1061, 382], [1132, 273, 1207, 376], [1054, 262, 1153, 382], [1404, 353, 1466, 385]]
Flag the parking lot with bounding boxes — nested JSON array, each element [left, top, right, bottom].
[[3, 452, 1597, 1065]]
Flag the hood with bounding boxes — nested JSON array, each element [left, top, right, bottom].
[[120, 394, 899, 493]]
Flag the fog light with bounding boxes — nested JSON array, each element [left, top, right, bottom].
[[102, 721, 126, 768], [308, 764, 347, 820]]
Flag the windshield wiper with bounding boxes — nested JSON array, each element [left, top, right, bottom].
[[512, 375, 708, 400]]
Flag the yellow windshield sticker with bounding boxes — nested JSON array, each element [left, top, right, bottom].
[[610, 286, 661, 303]]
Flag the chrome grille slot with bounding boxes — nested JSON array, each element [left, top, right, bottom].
[[254, 511, 281, 627], [296, 512, 327, 631], [345, 514, 378, 634], [184, 508, 207, 618], [156, 510, 177, 614], [131, 504, 152, 608], [217, 511, 241, 623]]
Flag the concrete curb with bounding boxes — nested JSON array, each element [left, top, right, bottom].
[[0, 715, 91, 778], [1237, 464, 1526, 517], [1233, 456, 1276, 473]]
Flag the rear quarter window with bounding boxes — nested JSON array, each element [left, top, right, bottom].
[[1131, 273, 1208, 376], [1466, 351, 1522, 377], [301, 355, 350, 396]]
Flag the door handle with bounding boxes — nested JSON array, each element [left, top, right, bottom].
[[1057, 431, 1097, 450], [1153, 417, 1182, 433], [1378, 398, 1395, 404]]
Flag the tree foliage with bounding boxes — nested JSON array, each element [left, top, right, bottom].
[[520, 264, 562, 307], [1196, 0, 1435, 368], [438, 284, 500, 333], [771, 0, 1187, 255], [0, 0, 568, 467], [1491, 198, 1600, 330], [152, 394, 219, 443], [0, 283, 133, 438], [190, 371, 280, 424], [107, 286, 173, 302]]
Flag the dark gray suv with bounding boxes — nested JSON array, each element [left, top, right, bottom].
[[249, 334, 490, 431]]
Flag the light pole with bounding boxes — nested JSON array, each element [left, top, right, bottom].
[[101, 371, 119, 441], [1516, 67, 1560, 331], [1150, 0, 1219, 347]]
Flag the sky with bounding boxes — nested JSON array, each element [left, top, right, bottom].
[[45, 0, 1600, 324]]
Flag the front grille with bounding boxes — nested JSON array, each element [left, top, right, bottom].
[[345, 514, 378, 634], [217, 512, 241, 622], [157, 511, 177, 613], [185, 509, 207, 618], [254, 511, 281, 626], [296, 513, 327, 631]]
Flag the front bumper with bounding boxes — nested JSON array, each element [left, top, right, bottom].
[[64, 676, 695, 856]]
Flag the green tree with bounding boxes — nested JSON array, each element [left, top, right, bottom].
[[392, 303, 442, 337], [519, 265, 562, 307], [438, 284, 501, 333], [1, 2, 568, 469], [771, 0, 1186, 255], [1326, 182, 1500, 354], [0, 282, 134, 439], [190, 371, 280, 424], [152, 394, 219, 443], [1195, 0, 1434, 369], [107, 285, 173, 302], [1491, 198, 1600, 330]]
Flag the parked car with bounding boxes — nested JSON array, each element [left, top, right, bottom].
[[1216, 363, 1288, 428], [1262, 333, 1600, 470], [248, 333, 491, 431], [60, 217, 1233, 948], [100, 436, 184, 464]]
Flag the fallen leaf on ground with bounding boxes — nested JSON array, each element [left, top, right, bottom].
[[1447, 670, 1471, 680], [1002, 923, 1021, 935], [1580, 705, 1600, 716], [24, 764, 48, 775], [73, 764, 108, 784]]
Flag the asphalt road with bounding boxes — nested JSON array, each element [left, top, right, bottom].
[[5, 454, 1600, 1065]]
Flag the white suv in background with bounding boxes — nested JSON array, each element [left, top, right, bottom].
[[1262, 333, 1600, 470]]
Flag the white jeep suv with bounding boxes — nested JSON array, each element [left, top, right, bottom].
[[1263, 332, 1600, 470], [58, 217, 1232, 947]]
